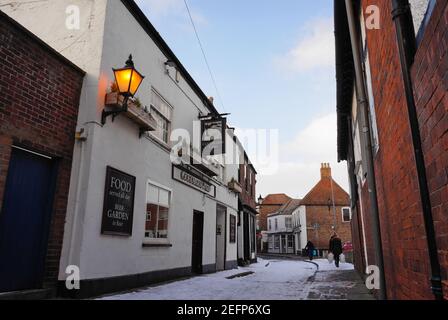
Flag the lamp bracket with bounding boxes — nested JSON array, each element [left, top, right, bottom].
[[101, 96, 129, 125]]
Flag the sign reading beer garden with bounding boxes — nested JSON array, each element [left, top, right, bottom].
[[101, 166, 136, 236]]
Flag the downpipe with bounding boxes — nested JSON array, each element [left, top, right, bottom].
[[391, 0, 444, 300], [344, 0, 387, 300]]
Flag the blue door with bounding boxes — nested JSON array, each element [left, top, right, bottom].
[[0, 147, 57, 292]]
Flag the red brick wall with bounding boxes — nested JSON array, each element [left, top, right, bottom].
[[412, 0, 448, 299], [239, 163, 257, 210], [358, 0, 447, 299], [0, 14, 84, 287], [305, 205, 352, 250]]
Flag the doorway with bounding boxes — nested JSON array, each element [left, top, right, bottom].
[[0, 147, 57, 292], [243, 211, 250, 260], [192, 211, 204, 274], [216, 204, 227, 271]]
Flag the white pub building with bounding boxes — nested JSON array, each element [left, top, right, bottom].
[[1, 0, 250, 298]]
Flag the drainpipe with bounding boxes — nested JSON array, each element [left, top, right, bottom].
[[344, 0, 387, 300], [391, 0, 444, 300]]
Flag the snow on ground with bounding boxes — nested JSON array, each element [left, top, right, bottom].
[[312, 259, 355, 271], [99, 258, 317, 300]]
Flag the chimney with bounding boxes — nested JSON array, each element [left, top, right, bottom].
[[321, 163, 332, 179]]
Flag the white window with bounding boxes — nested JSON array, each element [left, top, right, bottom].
[[275, 218, 278, 230], [287, 235, 294, 249], [150, 89, 173, 144], [268, 236, 273, 249], [268, 219, 272, 231], [342, 207, 352, 223], [364, 49, 380, 154], [274, 236, 280, 249], [285, 217, 292, 229], [146, 183, 171, 239]]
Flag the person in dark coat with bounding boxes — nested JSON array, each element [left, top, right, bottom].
[[305, 241, 315, 261], [329, 233, 343, 267]]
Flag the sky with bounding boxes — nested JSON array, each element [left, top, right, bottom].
[[135, 0, 349, 199]]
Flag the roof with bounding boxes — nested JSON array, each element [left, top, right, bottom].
[[121, 0, 219, 116], [300, 176, 350, 206], [261, 194, 291, 206], [268, 199, 302, 217], [334, 0, 356, 161], [0, 10, 85, 76]]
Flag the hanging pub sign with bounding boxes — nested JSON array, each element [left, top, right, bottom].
[[201, 117, 227, 156], [101, 166, 136, 236]]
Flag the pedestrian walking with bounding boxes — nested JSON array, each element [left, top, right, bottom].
[[329, 233, 343, 268], [305, 240, 315, 261]]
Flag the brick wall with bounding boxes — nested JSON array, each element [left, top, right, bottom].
[[0, 12, 84, 287], [305, 205, 352, 250], [358, 0, 447, 299], [411, 0, 448, 299], [239, 163, 257, 210]]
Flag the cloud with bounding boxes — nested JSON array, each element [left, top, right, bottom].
[[256, 113, 349, 199], [277, 17, 335, 72]]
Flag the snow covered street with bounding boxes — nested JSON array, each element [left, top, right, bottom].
[[99, 258, 373, 300]]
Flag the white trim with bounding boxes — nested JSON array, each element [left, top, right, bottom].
[[12, 145, 52, 160], [342, 207, 352, 223]]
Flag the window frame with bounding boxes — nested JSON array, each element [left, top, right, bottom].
[[144, 180, 173, 244], [342, 207, 352, 223], [149, 88, 173, 146]]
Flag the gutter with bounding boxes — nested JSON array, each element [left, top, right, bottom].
[[344, 0, 387, 300], [391, 0, 444, 300]]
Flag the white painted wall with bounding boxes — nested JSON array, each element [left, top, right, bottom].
[[1, 0, 238, 280], [266, 215, 292, 234]]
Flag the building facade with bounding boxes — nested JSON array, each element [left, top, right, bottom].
[[235, 144, 258, 265], [258, 193, 291, 252], [335, 0, 447, 300], [0, 11, 84, 295], [266, 164, 351, 256], [267, 199, 301, 254], [1, 0, 254, 298]]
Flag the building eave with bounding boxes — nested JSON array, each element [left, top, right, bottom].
[[334, 0, 356, 162], [120, 0, 219, 116]]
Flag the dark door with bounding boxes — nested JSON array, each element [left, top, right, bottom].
[[192, 211, 204, 274], [243, 211, 250, 260], [0, 147, 57, 292]]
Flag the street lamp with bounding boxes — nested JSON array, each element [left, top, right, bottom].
[[102, 55, 145, 125]]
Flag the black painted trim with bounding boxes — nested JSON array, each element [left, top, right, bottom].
[[58, 266, 192, 299]]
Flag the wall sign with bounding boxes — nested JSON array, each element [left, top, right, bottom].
[[229, 215, 236, 243], [201, 117, 227, 156], [101, 166, 136, 236], [172, 165, 216, 198]]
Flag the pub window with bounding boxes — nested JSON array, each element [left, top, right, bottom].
[[268, 236, 274, 249], [285, 217, 292, 229], [287, 235, 294, 249], [275, 218, 278, 230], [342, 207, 352, 223], [145, 183, 171, 239], [268, 219, 272, 231], [150, 89, 173, 145], [274, 236, 280, 249]]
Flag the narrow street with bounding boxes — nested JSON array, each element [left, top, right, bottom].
[[99, 258, 373, 300]]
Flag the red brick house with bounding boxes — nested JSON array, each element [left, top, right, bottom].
[[0, 11, 84, 296], [335, 0, 447, 300], [300, 164, 352, 251]]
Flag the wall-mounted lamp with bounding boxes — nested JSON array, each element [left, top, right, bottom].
[[165, 59, 177, 68], [102, 55, 145, 125]]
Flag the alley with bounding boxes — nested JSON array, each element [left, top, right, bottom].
[[99, 258, 373, 300]]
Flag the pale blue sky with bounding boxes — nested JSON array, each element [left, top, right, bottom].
[[136, 0, 349, 198]]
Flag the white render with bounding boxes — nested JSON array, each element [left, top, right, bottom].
[[1, 0, 240, 283], [292, 205, 307, 252]]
